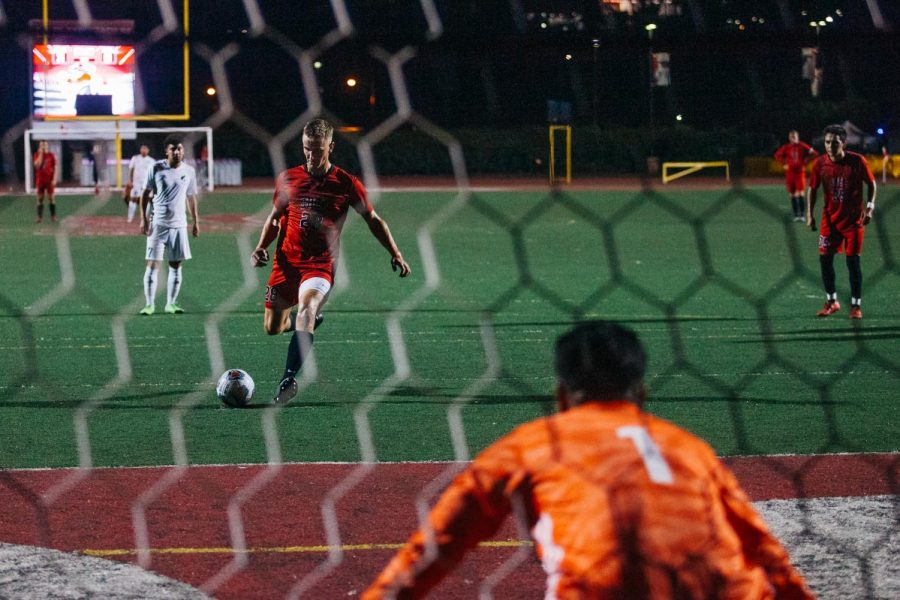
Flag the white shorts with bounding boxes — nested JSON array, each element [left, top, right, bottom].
[[130, 185, 146, 199], [146, 225, 192, 262], [298, 276, 331, 300]]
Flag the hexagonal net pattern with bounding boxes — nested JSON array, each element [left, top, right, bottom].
[[1, 2, 898, 599]]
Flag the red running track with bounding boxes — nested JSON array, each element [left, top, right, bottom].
[[0, 454, 896, 598]]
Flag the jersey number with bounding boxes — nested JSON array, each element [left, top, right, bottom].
[[299, 212, 322, 230], [616, 426, 674, 484]]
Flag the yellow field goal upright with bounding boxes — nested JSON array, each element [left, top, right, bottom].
[[549, 125, 572, 184], [662, 161, 730, 184]]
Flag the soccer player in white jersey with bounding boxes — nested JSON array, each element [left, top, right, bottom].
[[126, 143, 154, 223], [139, 135, 200, 315]]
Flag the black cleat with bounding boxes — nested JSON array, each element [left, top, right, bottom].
[[314, 313, 325, 331], [273, 377, 298, 406]]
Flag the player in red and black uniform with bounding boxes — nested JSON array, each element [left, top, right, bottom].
[[33, 140, 57, 223], [806, 124, 877, 320], [774, 130, 817, 222], [251, 119, 411, 404]]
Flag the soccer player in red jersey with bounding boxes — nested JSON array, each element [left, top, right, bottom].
[[806, 124, 877, 319], [774, 130, 817, 222], [251, 119, 411, 404], [33, 140, 57, 223], [365, 322, 813, 600]]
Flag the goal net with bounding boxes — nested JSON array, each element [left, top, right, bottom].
[[1, 2, 897, 600], [24, 125, 214, 194]]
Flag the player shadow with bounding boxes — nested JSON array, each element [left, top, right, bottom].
[[731, 326, 900, 343], [445, 316, 755, 328], [383, 387, 552, 405], [235, 388, 553, 409], [2, 390, 216, 410], [649, 395, 839, 407]]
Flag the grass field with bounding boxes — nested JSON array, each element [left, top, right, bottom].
[[1, 182, 898, 598], [1, 183, 898, 469]]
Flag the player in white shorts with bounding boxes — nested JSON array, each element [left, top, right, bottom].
[[139, 135, 200, 315], [126, 143, 155, 223]]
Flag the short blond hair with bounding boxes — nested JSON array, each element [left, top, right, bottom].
[[303, 118, 334, 140]]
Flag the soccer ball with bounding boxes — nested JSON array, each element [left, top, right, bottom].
[[216, 369, 255, 408]]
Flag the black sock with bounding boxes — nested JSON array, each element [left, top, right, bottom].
[[797, 197, 805, 218], [49, 203, 56, 218], [37, 204, 44, 219], [283, 331, 314, 379], [820, 255, 836, 296], [846, 255, 862, 301], [790, 197, 799, 217]]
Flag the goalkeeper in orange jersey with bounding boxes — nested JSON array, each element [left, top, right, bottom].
[[365, 321, 813, 599]]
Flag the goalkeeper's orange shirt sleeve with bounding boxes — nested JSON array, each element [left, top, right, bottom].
[[715, 463, 814, 599], [363, 440, 521, 599]]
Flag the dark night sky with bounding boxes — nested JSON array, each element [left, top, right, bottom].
[[1, 1, 898, 152]]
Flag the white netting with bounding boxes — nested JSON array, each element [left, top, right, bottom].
[[1, 1, 898, 599]]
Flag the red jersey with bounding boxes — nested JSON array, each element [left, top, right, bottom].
[[365, 401, 811, 600], [273, 164, 373, 269], [809, 151, 874, 232], [33, 151, 56, 184], [774, 142, 816, 172]]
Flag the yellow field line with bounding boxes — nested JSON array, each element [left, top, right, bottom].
[[82, 540, 533, 557]]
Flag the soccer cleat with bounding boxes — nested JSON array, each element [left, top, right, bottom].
[[849, 305, 862, 320], [273, 377, 298, 405], [139, 304, 155, 316], [164, 303, 184, 314], [816, 300, 841, 317], [314, 312, 325, 330]]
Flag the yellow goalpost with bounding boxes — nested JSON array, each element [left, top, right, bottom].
[[662, 161, 730, 184], [549, 125, 572, 184]]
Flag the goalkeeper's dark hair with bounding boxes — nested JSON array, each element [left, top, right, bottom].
[[823, 124, 848, 142], [162, 134, 183, 150], [554, 321, 646, 400]]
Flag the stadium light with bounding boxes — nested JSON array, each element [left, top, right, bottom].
[[565, 53, 573, 61], [676, 114, 683, 121], [346, 77, 358, 88], [205, 86, 216, 96], [313, 61, 323, 69], [876, 127, 885, 135]]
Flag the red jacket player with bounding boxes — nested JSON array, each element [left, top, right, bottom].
[[774, 130, 817, 222], [33, 140, 57, 223], [806, 124, 877, 320], [251, 118, 411, 405], [365, 322, 813, 600]]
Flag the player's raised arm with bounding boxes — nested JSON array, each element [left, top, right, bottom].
[[361, 210, 411, 277]]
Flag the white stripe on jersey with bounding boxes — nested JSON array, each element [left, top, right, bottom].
[[147, 160, 197, 228]]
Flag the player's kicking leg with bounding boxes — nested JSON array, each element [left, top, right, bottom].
[[270, 278, 330, 405]]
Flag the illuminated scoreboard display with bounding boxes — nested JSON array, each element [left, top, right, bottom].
[[32, 44, 136, 118]]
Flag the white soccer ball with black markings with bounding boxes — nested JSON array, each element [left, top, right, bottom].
[[216, 369, 255, 408]]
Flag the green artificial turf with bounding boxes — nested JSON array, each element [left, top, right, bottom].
[[1, 184, 897, 468]]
